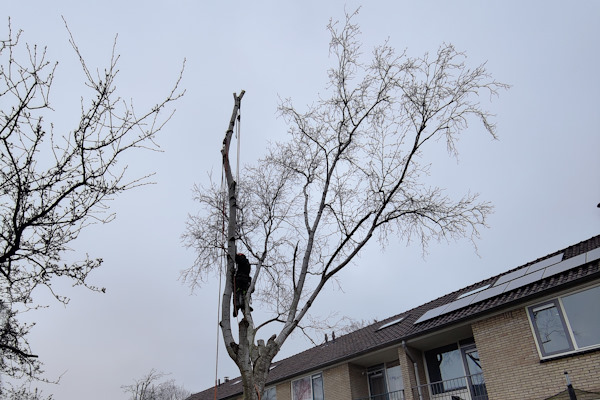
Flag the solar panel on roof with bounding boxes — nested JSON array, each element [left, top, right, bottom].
[[525, 253, 563, 274], [441, 294, 478, 314], [413, 248, 596, 326], [586, 247, 600, 263], [494, 253, 564, 286], [504, 269, 545, 292], [494, 268, 527, 286], [414, 305, 447, 324], [457, 284, 491, 299], [470, 282, 509, 303], [542, 253, 587, 279]]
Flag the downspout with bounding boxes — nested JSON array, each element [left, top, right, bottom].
[[402, 341, 423, 400]]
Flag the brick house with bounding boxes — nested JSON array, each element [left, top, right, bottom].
[[188, 235, 600, 400]]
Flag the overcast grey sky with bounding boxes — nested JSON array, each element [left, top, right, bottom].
[[3, 1, 600, 399]]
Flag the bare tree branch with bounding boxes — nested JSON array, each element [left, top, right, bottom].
[[0, 18, 184, 389], [183, 9, 507, 400], [122, 369, 190, 400]]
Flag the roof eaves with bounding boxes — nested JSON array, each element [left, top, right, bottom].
[[404, 259, 600, 341], [189, 234, 600, 400]]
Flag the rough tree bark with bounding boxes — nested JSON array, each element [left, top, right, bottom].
[[220, 91, 280, 400]]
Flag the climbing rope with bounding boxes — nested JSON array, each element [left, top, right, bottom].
[[233, 104, 242, 321], [214, 167, 226, 400], [214, 103, 243, 400], [235, 105, 241, 186]]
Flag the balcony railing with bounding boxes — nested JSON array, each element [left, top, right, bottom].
[[410, 373, 487, 400], [357, 389, 406, 400], [356, 374, 486, 400]]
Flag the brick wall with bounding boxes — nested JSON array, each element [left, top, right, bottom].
[[323, 364, 352, 400], [397, 346, 414, 399], [397, 345, 429, 400], [271, 362, 365, 400], [348, 363, 369, 399], [473, 307, 600, 400]]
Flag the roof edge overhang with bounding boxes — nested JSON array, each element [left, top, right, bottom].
[[195, 240, 600, 400], [404, 267, 600, 345], [268, 261, 600, 388]]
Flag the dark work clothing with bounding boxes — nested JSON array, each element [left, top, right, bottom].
[[233, 253, 252, 317], [235, 274, 251, 292], [235, 253, 251, 278]]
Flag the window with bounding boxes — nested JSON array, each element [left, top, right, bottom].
[[386, 364, 404, 394], [368, 365, 387, 400], [529, 301, 572, 355], [367, 362, 404, 400], [528, 284, 600, 358], [425, 344, 466, 394], [376, 316, 406, 331], [292, 373, 323, 400], [312, 374, 324, 400], [264, 387, 277, 400], [424, 339, 487, 398]]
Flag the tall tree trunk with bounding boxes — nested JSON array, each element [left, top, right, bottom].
[[220, 91, 244, 365], [220, 91, 278, 400]]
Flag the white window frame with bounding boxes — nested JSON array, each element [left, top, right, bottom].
[[291, 373, 323, 400], [527, 284, 600, 359]]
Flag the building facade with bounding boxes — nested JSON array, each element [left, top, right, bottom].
[[189, 235, 600, 400]]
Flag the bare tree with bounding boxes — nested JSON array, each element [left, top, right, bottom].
[[122, 369, 190, 400], [2, 383, 52, 400], [183, 10, 507, 400], [0, 19, 184, 391]]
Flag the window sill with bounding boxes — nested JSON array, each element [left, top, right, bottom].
[[539, 345, 600, 363]]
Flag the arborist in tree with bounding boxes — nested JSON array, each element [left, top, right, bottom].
[[233, 253, 252, 317]]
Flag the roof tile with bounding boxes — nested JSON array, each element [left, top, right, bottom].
[[189, 235, 600, 400]]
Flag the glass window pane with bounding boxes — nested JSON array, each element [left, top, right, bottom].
[[368, 370, 387, 400], [532, 303, 571, 354], [425, 345, 466, 394], [562, 285, 600, 348], [464, 349, 485, 388], [464, 349, 483, 376], [292, 377, 312, 400], [386, 365, 404, 392], [312, 374, 324, 400], [264, 387, 277, 400], [441, 350, 463, 381]]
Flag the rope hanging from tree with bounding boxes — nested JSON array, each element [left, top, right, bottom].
[[214, 99, 243, 400], [235, 105, 241, 185], [214, 166, 225, 400]]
